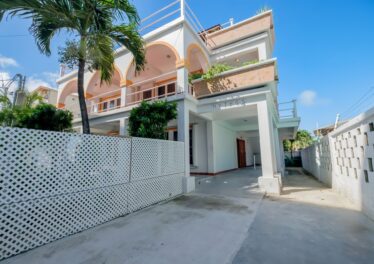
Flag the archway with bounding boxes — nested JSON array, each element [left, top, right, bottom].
[[57, 79, 80, 117], [125, 42, 180, 105], [85, 69, 122, 113]]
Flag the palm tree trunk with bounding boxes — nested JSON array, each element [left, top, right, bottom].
[[77, 58, 90, 134]]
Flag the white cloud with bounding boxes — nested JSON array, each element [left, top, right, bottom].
[[42, 71, 60, 85], [0, 55, 18, 68], [26, 76, 52, 91], [0, 71, 11, 80], [299, 90, 317, 106]]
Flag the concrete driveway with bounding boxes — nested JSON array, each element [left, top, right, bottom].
[[2, 168, 264, 264], [3, 168, 374, 264]]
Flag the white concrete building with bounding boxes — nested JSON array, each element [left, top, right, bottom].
[[56, 0, 300, 194]]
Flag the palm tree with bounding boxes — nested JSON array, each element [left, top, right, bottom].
[[0, 0, 145, 134]]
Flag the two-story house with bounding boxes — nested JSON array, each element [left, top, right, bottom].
[[56, 0, 300, 194]]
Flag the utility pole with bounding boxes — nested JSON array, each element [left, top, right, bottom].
[[334, 113, 340, 130]]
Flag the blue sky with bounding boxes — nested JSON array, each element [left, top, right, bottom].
[[0, 0, 373, 131]]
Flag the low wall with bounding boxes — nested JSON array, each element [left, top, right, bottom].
[[0, 127, 185, 260], [301, 107, 374, 220]]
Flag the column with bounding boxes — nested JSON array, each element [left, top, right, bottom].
[[206, 120, 215, 173], [119, 117, 129, 137], [257, 100, 281, 194], [177, 101, 195, 193], [177, 67, 189, 94], [120, 87, 127, 107]]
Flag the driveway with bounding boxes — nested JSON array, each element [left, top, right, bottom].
[[2, 168, 263, 264], [3, 168, 374, 264]]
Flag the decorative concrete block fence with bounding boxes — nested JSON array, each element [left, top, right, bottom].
[[0, 127, 185, 260], [301, 108, 374, 220]]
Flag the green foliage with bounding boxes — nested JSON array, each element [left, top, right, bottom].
[[202, 64, 234, 81], [283, 130, 314, 151], [128, 101, 177, 139], [17, 104, 73, 132], [188, 72, 203, 84], [0, 0, 146, 134], [242, 59, 259, 66], [0, 92, 73, 131]]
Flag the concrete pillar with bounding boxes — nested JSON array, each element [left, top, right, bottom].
[[177, 67, 189, 94], [206, 120, 215, 173], [257, 100, 281, 194], [120, 87, 127, 107], [119, 118, 129, 137], [177, 101, 195, 193]]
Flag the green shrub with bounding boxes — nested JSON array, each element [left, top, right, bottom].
[[242, 59, 259, 66], [17, 104, 73, 131], [128, 100, 177, 139], [188, 72, 203, 84], [202, 64, 234, 81]]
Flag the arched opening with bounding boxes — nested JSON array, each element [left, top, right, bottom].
[[187, 44, 209, 74], [125, 42, 180, 106], [57, 80, 80, 118], [85, 69, 122, 113]]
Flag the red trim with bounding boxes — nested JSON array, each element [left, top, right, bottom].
[[190, 168, 238, 176]]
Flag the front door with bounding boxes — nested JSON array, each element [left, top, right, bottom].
[[237, 139, 246, 168]]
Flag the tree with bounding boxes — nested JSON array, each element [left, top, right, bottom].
[[283, 130, 314, 151], [128, 101, 178, 139], [0, 91, 73, 131], [0, 0, 145, 134], [18, 104, 73, 132]]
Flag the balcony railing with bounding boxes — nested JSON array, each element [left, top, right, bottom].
[[191, 60, 277, 98], [126, 81, 177, 106], [278, 100, 298, 119], [87, 96, 122, 114]]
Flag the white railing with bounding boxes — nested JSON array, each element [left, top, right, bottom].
[[126, 81, 177, 106], [278, 100, 298, 119], [87, 96, 122, 114]]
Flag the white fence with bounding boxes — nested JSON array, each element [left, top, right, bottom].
[[0, 127, 185, 260], [301, 107, 374, 220]]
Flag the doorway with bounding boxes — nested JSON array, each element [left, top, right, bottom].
[[237, 139, 247, 168]]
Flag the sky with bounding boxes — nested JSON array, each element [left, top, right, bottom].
[[0, 0, 374, 132]]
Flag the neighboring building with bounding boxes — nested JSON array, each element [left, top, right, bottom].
[[56, 1, 300, 194], [33, 86, 58, 105], [314, 120, 349, 137]]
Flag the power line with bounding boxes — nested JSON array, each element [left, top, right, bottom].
[[340, 86, 374, 120]]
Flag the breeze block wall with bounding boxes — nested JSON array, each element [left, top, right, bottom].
[[0, 127, 185, 260], [301, 108, 374, 220]]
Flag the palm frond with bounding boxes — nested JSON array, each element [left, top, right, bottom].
[[99, 0, 140, 24], [109, 24, 145, 71]]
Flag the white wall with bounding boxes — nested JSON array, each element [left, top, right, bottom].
[[212, 122, 238, 173], [301, 107, 374, 220], [191, 120, 208, 173]]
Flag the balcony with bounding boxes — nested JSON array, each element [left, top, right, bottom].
[[125, 81, 177, 106], [203, 11, 274, 49], [191, 59, 277, 98]]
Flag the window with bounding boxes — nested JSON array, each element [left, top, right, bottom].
[[173, 131, 178, 141], [364, 133, 369, 146], [357, 128, 361, 135], [357, 158, 361, 169], [369, 158, 373, 172], [143, 90, 152, 100], [354, 168, 358, 179], [167, 83, 176, 94], [351, 148, 354, 158], [109, 99, 115, 109], [353, 136, 357, 147], [102, 102, 108, 111], [349, 158, 352, 168], [346, 167, 349, 176], [364, 170, 369, 183], [369, 122, 374, 132], [158, 86, 166, 98]]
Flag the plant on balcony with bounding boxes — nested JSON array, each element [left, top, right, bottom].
[[242, 59, 259, 66], [128, 101, 177, 139], [188, 72, 203, 84], [202, 64, 234, 81], [0, 0, 146, 134]]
